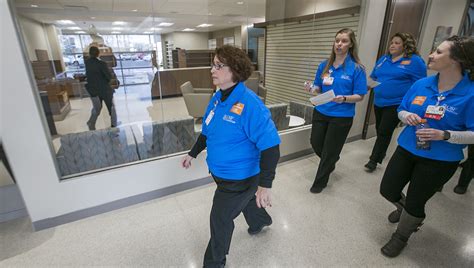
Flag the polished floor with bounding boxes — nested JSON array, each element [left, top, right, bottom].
[[1, 135, 473, 267]]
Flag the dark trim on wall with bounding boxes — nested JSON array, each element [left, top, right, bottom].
[[254, 6, 361, 28]]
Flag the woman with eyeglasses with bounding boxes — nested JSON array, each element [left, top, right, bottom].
[[379, 36, 474, 258], [303, 28, 368, 193], [181, 45, 280, 267], [364, 33, 427, 172]]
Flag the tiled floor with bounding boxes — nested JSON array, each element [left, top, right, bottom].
[[1, 135, 473, 267]]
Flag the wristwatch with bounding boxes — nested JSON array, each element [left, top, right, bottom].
[[443, 130, 451, 140], [343, 96, 347, 103]]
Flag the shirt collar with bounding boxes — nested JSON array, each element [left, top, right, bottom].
[[425, 73, 472, 96], [216, 81, 246, 106]]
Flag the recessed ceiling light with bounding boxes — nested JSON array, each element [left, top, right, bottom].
[[158, 22, 174, 27], [132, 9, 138, 12], [112, 27, 123, 31], [150, 27, 162, 31], [75, 31, 86, 34], [112, 21, 126, 26], [111, 31, 121, 34], [31, 4, 38, 8], [143, 31, 153, 34], [197, 24, 213, 28], [56, 20, 74, 25], [236, 1, 244, 5], [182, 28, 195, 32], [67, 26, 81, 30], [91, 17, 96, 19]]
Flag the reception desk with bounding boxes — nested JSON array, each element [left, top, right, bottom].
[[151, 66, 214, 98]]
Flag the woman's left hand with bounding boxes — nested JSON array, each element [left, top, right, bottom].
[[333, 95, 345, 103], [415, 128, 445, 141], [256, 186, 272, 208]]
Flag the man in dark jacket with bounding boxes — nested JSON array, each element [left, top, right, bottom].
[[85, 46, 117, 130]]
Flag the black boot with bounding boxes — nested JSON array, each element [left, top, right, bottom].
[[364, 160, 377, 172], [388, 193, 405, 223], [381, 210, 424, 258]]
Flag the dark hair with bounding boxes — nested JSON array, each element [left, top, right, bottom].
[[322, 28, 364, 77], [215, 45, 253, 82], [389, 32, 419, 57], [89, 46, 100, 58], [447, 35, 474, 80]]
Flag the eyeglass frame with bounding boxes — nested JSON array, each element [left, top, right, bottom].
[[210, 63, 228, 70]]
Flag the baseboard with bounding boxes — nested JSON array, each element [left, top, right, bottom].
[[0, 208, 28, 223]]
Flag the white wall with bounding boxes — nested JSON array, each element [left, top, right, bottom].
[[418, 0, 467, 71], [2, 3, 211, 223], [266, 0, 361, 20], [172, 32, 209, 50]]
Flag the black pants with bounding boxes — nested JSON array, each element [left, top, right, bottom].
[[380, 146, 459, 218], [457, 144, 474, 187], [310, 110, 353, 188], [204, 174, 271, 267], [369, 105, 400, 164]]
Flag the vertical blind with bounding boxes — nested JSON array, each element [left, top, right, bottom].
[[264, 13, 360, 105]]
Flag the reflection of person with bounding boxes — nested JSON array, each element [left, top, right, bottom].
[[181, 45, 280, 267], [454, 144, 473, 194], [365, 33, 427, 172], [304, 28, 367, 193], [379, 36, 474, 258], [85, 46, 117, 130]]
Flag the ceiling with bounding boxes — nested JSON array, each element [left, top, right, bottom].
[[13, 0, 266, 35]]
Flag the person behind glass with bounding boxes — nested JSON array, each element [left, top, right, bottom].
[[181, 45, 280, 267], [85, 46, 117, 130], [364, 33, 427, 172], [379, 36, 474, 258], [453, 144, 473, 194], [304, 28, 367, 194]]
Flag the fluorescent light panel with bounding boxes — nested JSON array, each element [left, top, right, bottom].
[[112, 21, 126, 25], [182, 28, 195, 31], [197, 24, 213, 28], [158, 22, 174, 27], [56, 20, 74, 25], [67, 26, 81, 30]]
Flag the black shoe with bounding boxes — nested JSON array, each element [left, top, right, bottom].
[[248, 219, 272, 235], [381, 233, 408, 258], [310, 186, 325, 194], [364, 160, 377, 172], [454, 185, 468, 194]]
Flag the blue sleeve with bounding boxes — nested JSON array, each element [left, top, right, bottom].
[[409, 55, 427, 83], [241, 100, 281, 151], [370, 56, 384, 80], [314, 61, 326, 88], [465, 95, 474, 131], [201, 95, 217, 136], [353, 65, 368, 95]]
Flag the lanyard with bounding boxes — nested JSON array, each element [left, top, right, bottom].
[[435, 94, 446, 106]]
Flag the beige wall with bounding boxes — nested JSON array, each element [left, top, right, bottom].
[[171, 32, 209, 50], [17, 16, 49, 61], [266, 0, 361, 20], [419, 0, 467, 74]]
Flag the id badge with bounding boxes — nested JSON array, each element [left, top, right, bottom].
[[205, 110, 215, 125], [424, 105, 445, 120], [323, 76, 334, 86]]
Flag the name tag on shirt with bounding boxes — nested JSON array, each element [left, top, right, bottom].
[[424, 105, 445, 120], [412, 96, 426, 106], [400, 60, 411, 65], [230, 102, 245, 115], [205, 110, 214, 125], [323, 76, 334, 85]]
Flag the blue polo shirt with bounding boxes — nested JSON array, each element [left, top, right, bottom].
[[397, 74, 474, 161], [371, 54, 426, 107], [313, 56, 367, 117], [202, 82, 281, 180]]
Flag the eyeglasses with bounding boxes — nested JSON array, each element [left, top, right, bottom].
[[211, 63, 228, 70]]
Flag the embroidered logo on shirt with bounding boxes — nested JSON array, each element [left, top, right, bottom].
[[443, 104, 458, 115], [340, 74, 351, 81], [223, 114, 236, 124], [412, 96, 426, 106], [401, 60, 411, 65], [230, 102, 245, 115]]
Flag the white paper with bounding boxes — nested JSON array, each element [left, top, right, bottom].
[[309, 90, 335, 106], [367, 78, 381, 88]]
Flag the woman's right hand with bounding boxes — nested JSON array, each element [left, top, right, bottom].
[[405, 112, 422, 126], [181, 154, 194, 169]]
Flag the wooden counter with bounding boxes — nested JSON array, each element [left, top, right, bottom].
[[151, 67, 214, 98]]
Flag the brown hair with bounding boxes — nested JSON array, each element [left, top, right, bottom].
[[89, 46, 100, 58], [388, 32, 419, 57], [215, 45, 253, 82], [447, 35, 474, 80], [322, 28, 364, 77]]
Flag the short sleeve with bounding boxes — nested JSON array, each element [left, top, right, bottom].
[[353, 65, 368, 95], [409, 55, 427, 83], [241, 100, 281, 151]]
